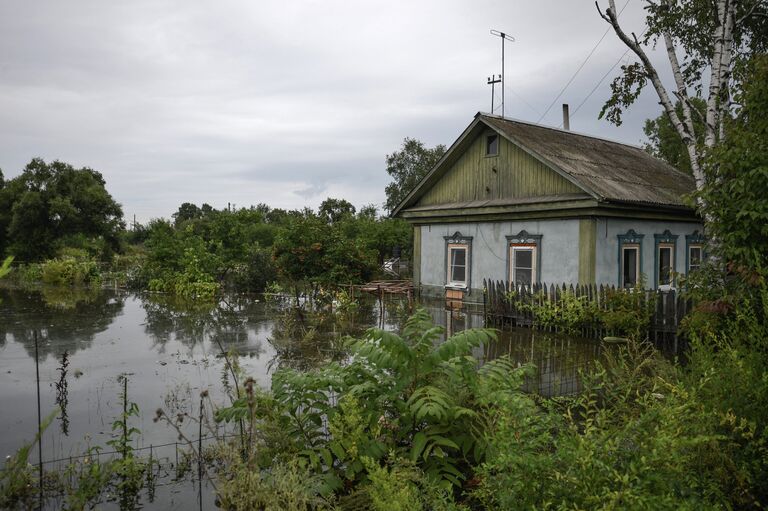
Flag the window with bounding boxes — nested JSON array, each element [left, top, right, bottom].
[[447, 244, 468, 287], [621, 245, 640, 288], [688, 245, 703, 273], [685, 231, 705, 275], [444, 231, 472, 290], [485, 134, 499, 156], [654, 230, 678, 288], [657, 244, 674, 286], [506, 230, 542, 285], [510, 245, 536, 284], [617, 230, 644, 288]]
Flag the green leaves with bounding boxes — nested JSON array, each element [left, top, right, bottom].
[[0, 158, 124, 261], [384, 137, 446, 214]]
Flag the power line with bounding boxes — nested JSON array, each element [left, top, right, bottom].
[[562, 26, 649, 127], [509, 87, 542, 117], [563, 50, 631, 125], [536, 0, 630, 124]]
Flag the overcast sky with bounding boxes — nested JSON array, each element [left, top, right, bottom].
[[0, 1, 675, 222]]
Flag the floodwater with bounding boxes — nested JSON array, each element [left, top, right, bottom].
[[0, 285, 601, 509]]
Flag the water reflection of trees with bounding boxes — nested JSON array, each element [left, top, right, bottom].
[[141, 294, 265, 354], [0, 286, 125, 359]]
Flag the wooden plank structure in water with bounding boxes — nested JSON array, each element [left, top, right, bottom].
[[359, 280, 413, 296], [483, 279, 692, 354], [358, 280, 415, 309]]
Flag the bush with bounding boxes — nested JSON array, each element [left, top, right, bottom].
[[40, 257, 101, 287]]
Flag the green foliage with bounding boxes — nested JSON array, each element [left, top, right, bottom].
[[62, 446, 113, 511], [105, 375, 147, 510], [0, 255, 12, 279], [505, 282, 655, 339], [384, 138, 446, 213], [600, 282, 657, 340], [0, 158, 124, 261], [363, 456, 423, 511], [474, 339, 750, 510], [525, 290, 600, 334], [643, 98, 707, 174], [319, 197, 356, 224], [216, 458, 334, 511], [131, 199, 407, 297], [700, 54, 768, 271], [39, 256, 102, 287], [216, 308, 519, 502], [599, 1, 767, 128], [0, 410, 57, 510], [272, 208, 380, 292], [136, 205, 284, 296]]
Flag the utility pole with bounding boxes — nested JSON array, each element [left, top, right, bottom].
[[487, 74, 501, 114], [490, 29, 515, 117]]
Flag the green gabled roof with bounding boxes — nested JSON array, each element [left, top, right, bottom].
[[392, 113, 697, 217]]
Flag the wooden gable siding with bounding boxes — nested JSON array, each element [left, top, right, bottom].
[[415, 131, 582, 207]]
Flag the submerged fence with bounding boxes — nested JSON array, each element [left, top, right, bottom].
[[483, 279, 692, 355]]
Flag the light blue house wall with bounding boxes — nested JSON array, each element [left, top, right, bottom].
[[419, 219, 579, 297], [418, 217, 704, 299], [594, 217, 703, 287]]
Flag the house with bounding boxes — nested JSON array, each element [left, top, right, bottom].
[[392, 113, 705, 299]]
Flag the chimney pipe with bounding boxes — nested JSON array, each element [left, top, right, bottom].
[[562, 104, 570, 131]]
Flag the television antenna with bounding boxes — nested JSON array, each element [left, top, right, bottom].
[[490, 29, 515, 117]]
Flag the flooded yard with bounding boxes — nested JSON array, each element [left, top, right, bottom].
[[0, 285, 602, 509]]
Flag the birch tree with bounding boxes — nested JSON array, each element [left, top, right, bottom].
[[596, 0, 767, 209]]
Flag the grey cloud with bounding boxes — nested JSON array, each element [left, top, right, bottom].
[[1, 0, 670, 222]]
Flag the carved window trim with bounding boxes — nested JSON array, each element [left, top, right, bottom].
[[618, 229, 644, 288], [443, 232, 473, 290], [505, 230, 542, 285], [654, 230, 679, 288], [685, 230, 706, 275]]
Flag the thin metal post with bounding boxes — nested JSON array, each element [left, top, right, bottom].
[[490, 30, 515, 117], [34, 330, 43, 509], [122, 376, 128, 459], [501, 34, 505, 116], [198, 396, 204, 510]]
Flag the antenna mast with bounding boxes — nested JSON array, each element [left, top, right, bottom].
[[490, 29, 515, 117]]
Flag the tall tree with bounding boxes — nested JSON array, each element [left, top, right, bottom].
[[384, 138, 446, 214], [700, 55, 768, 269], [597, 0, 768, 210], [643, 98, 707, 174], [0, 159, 124, 260], [172, 202, 203, 226], [319, 197, 356, 224]]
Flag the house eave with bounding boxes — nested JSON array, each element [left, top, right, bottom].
[[399, 198, 700, 224]]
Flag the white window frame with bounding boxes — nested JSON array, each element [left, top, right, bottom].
[[621, 244, 640, 289], [657, 243, 675, 287], [447, 243, 469, 288], [509, 244, 537, 284], [688, 245, 703, 274]]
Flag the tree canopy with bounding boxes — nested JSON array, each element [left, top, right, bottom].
[[318, 198, 356, 224], [700, 54, 768, 270], [384, 138, 445, 214], [0, 159, 124, 261], [598, 0, 768, 207], [643, 98, 706, 174]]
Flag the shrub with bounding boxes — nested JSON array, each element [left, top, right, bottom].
[[40, 257, 101, 287]]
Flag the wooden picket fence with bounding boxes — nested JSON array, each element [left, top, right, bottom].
[[483, 279, 692, 354]]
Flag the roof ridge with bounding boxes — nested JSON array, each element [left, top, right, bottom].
[[477, 112, 644, 150]]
